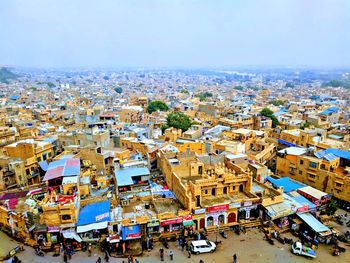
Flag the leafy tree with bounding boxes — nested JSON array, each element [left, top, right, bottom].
[[47, 82, 55, 88], [114, 87, 123, 94], [202, 91, 213, 97], [285, 82, 294, 88], [261, 107, 278, 128], [234, 86, 244, 91], [147, 100, 169, 114], [269, 99, 285, 106], [197, 95, 206, 102], [300, 121, 311, 130], [325, 200, 338, 216], [180, 89, 189, 94], [166, 112, 192, 132]]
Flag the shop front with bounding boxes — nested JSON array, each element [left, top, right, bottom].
[[106, 223, 121, 253], [147, 219, 160, 236], [76, 200, 111, 242], [160, 217, 183, 237], [205, 204, 229, 227], [47, 226, 61, 244], [121, 225, 142, 255], [264, 201, 295, 228], [238, 202, 259, 222], [192, 208, 206, 230]]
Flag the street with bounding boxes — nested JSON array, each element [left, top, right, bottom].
[[1, 227, 350, 263]]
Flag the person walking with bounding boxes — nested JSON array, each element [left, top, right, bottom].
[[63, 252, 68, 263], [159, 248, 164, 261], [104, 252, 109, 262], [169, 250, 174, 261], [88, 243, 92, 257], [233, 253, 237, 263], [96, 257, 102, 263], [187, 250, 191, 258], [199, 260, 204, 263]]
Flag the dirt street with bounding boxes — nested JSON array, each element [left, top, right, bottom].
[[1, 227, 350, 263]]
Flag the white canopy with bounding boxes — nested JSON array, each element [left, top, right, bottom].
[[76, 221, 108, 233], [62, 230, 82, 242]]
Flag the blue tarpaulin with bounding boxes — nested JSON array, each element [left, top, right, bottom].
[[323, 148, 350, 160], [297, 212, 330, 233], [278, 139, 297, 147], [77, 200, 110, 226], [266, 176, 305, 193]]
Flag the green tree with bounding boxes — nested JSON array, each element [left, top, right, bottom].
[[202, 91, 213, 97], [180, 89, 189, 94], [300, 121, 311, 130], [47, 82, 55, 88], [261, 107, 278, 128], [285, 82, 294, 88], [234, 86, 244, 91], [166, 112, 192, 132], [114, 87, 123, 94], [147, 100, 169, 114], [269, 99, 285, 106]]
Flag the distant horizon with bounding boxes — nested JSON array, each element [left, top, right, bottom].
[[2, 64, 350, 72], [1, 0, 349, 69]]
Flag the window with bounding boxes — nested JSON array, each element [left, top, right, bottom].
[[299, 170, 302, 175], [223, 187, 227, 194], [308, 173, 316, 179], [26, 169, 30, 175], [61, 215, 71, 221], [335, 182, 343, 188], [320, 164, 326, 170], [204, 189, 208, 195], [48, 152, 52, 157], [198, 166, 203, 175], [211, 188, 216, 196], [309, 162, 317, 169], [37, 157, 41, 162], [300, 160, 304, 165], [232, 186, 236, 191]]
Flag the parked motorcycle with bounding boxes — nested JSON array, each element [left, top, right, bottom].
[[163, 240, 169, 249], [284, 237, 293, 244], [35, 247, 45, 257], [219, 230, 228, 239], [234, 226, 241, 235]]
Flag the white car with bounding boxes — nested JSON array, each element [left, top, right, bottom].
[[190, 240, 216, 254]]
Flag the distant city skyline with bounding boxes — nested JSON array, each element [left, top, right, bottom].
[[0, 0, 349, 68]]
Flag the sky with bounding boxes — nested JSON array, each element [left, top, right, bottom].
[[0, 0, 349, 68]]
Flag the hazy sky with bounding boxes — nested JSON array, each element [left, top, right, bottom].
[[0, 0, 349, 68]]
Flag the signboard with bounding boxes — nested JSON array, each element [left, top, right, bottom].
[[126, 232, 141, 239], [96, 212, 109, 222], [160, 218, 183, 226], [243, 201, 253, 207], [182, 215, 192, 221], [147, 220, 160, 228], [229, 202, 241, 208], [122, 225, 141, 240], [297, 205, 309, 213], [194, 208, 206, 214], [48, 226, 61, 232], [207, 204, 229, 213]]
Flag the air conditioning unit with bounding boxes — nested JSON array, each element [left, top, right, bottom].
[[130, 219, 136, 224]]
